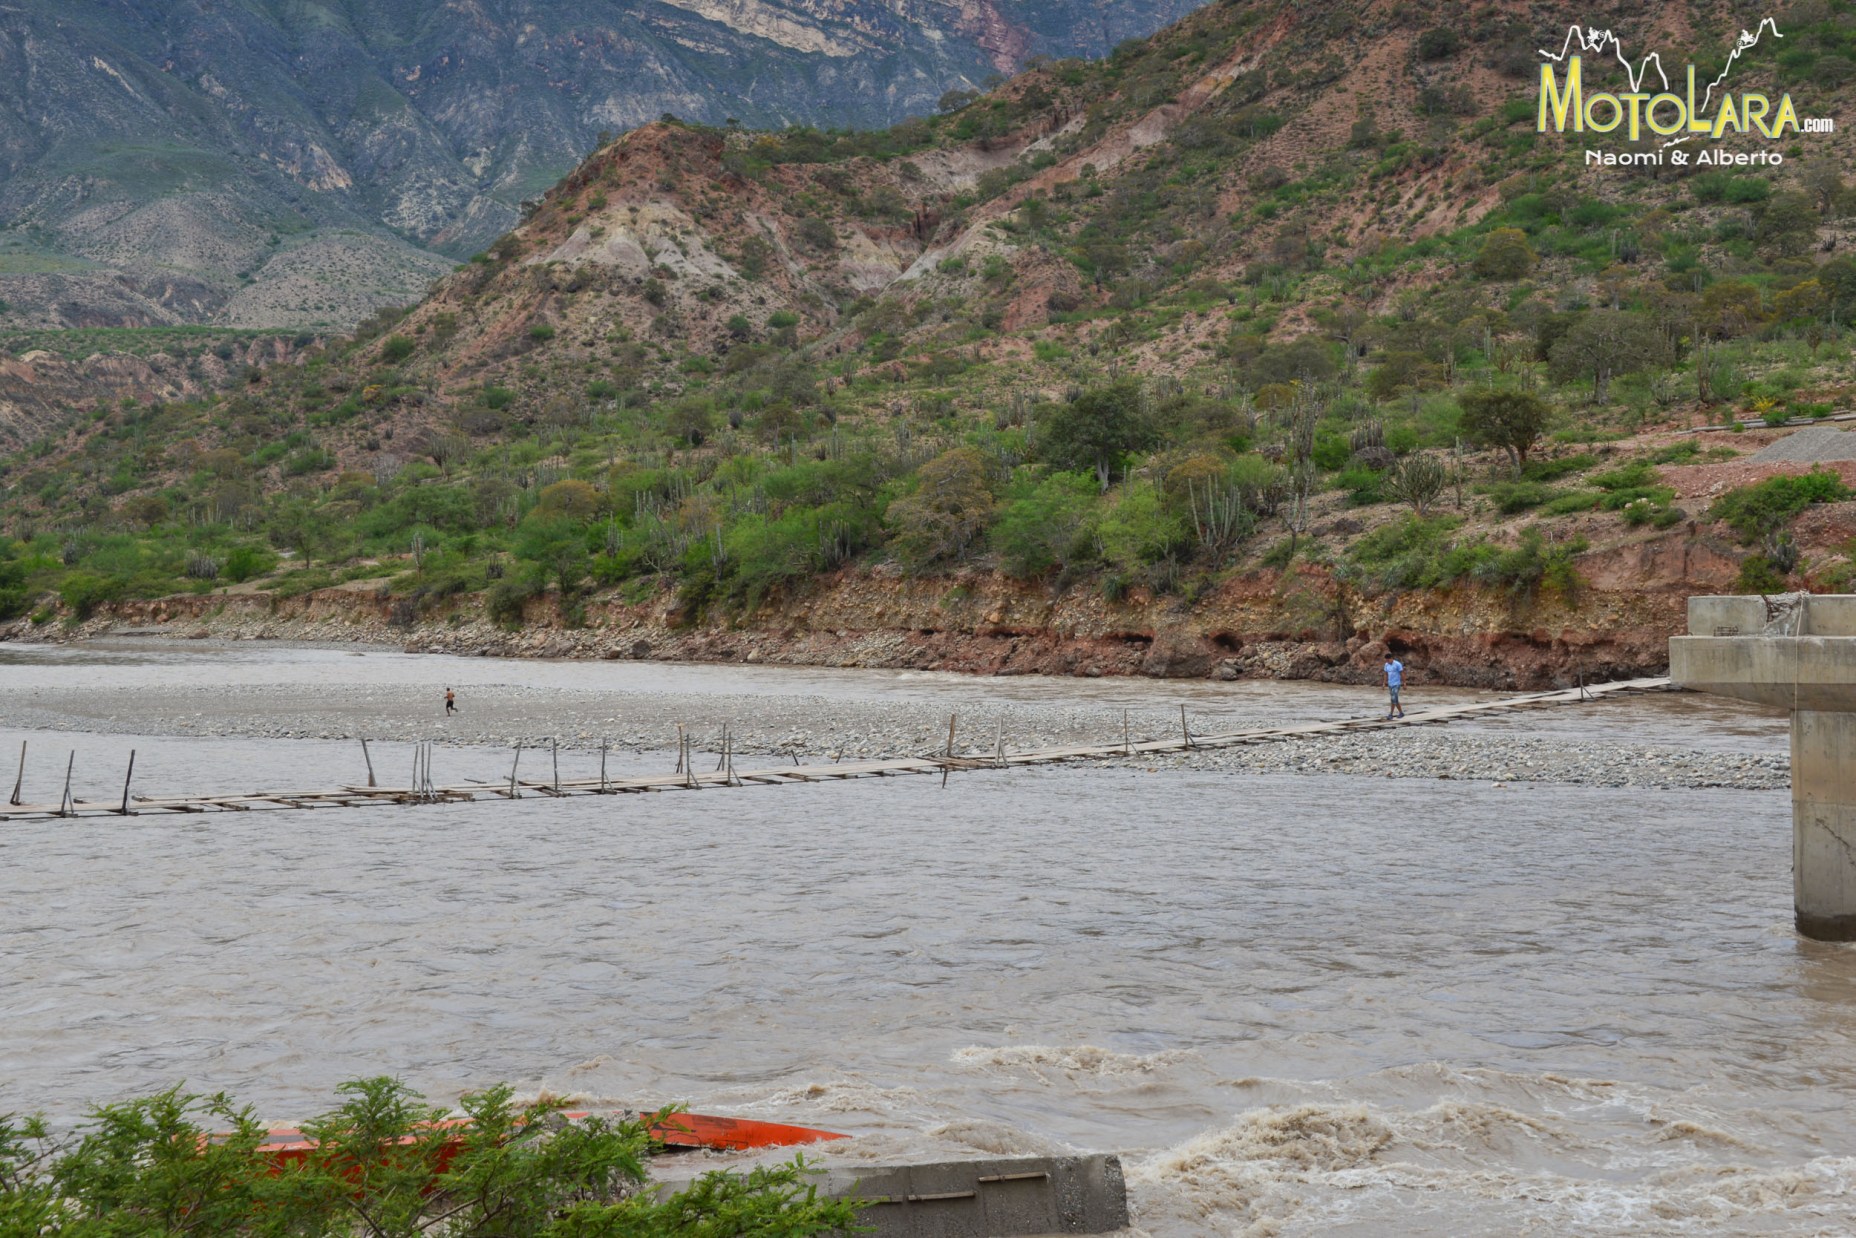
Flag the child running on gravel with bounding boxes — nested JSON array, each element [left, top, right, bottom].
[[445, 688, 457, 716]]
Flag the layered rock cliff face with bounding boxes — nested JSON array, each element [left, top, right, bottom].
[[0, 0, 1200, 329]]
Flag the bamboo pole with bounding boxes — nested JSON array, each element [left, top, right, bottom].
[[58, 751, 75, 817], [9, 740, 23, 806], [360, 738, 376, 788], [599, 739, 609, 793], [1180, 704, 1192, 749], [551, 738, 560, 792], [118, 750, 136, 815], [1123, 710, 1131, 756], [508, 743, 523, 799]]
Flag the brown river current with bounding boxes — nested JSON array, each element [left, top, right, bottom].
[[2, 643, 1853, 1234]]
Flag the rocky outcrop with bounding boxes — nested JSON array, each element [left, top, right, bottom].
[[0, 339, 305, 447]]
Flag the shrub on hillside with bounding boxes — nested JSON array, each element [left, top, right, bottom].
[[1472, 227, 1537, 279], [1459, 389, 1551, 473], [57, 571, 124, 619], [1037, 380, 1158, 491], [993, 471, 1099, 579], [1711, 470, 1852, 542], [1417, 27, 1463, 59], [886, 447, 995, 570]]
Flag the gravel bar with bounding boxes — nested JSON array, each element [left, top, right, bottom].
[[0, 677, 1788, 792]]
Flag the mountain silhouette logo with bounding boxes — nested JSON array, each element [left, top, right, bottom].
[[1534, 17, 1828, 146]]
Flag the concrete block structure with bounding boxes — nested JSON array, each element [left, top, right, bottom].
[[822, 1154, 1130, 1236], [1670, 595, 1856, 939]]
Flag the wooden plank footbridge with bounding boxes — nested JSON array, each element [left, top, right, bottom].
[[1, 676, 1674, 821]]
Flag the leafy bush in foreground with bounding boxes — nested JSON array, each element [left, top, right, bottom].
[[1, 1078, 861, 1236]]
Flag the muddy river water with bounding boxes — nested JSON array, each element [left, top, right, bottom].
[[2, 643, 1852, 1234]]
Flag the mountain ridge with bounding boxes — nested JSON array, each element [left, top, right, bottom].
[[0, 0, 1203, 331]]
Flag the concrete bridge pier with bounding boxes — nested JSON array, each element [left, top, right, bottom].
[[1671, 596, 1856, 941], [1793, 709, 1856, 940]]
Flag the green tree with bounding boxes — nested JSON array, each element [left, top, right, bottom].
[[1802, 156, 1847, 215], [0, 1113, 57, 1232], [992, 471, 1099, 578], [515, 515, 591, 594], [52, 1087, 274, 1233], [886, 447, 995, 570], [0, 543, 29, 620], [1417, 27, 1463, 59], [1472, 227, 1537, 279], [1698, 279, 1764, 338], [1774, 279, 1829, 323], [1755, 190, 1819, 258], [1459, 389, 1551, 474], [1365, 350, 1444, 401], [1094, 480, 1188, 578], [267, 497, 332, 566], [536, 479, 602, 521], [1037, 381, 1157, 491], [1547, 309, 1668, 400]]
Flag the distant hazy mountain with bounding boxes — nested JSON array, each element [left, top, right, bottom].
[[0, 0, 1203, 329]]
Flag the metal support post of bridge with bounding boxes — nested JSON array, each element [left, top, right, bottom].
[[1671, 595, 1856, 941]]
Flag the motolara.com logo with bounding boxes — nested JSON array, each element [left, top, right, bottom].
[[1536, 19, 1833, 169]]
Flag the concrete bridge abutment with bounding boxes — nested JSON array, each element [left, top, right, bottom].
[[1794, 709, 1856, 940], [1671, 595, 1856, 941]]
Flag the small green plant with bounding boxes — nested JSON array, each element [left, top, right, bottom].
[[1481, 480, 1557, 515], [1259, 538, 1296, 569], [1737, 553, 1790, 592]]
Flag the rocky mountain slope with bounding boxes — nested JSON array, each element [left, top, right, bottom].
[[3, 0, 1855, 682], [0, 0, 1201, 331]]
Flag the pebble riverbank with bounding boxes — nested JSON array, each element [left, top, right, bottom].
[[0, 668, 1789, 792], [1116, 730, 1788, 790]]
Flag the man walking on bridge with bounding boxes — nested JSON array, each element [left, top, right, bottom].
[[1383, 656, 1405, 721]]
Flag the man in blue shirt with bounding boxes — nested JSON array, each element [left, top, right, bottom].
[[1383, 656, 1405, 720]]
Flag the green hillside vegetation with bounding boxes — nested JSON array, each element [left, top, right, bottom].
[[4, 0, 1856, 625]]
